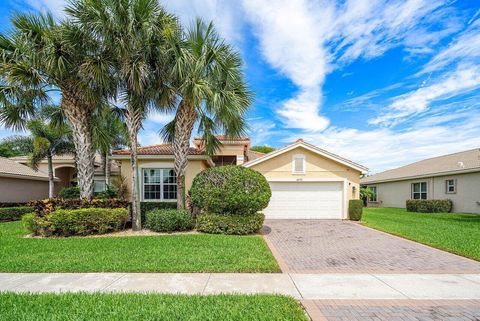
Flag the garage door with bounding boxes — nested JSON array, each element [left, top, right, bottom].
[[263, 181, 344, 219]]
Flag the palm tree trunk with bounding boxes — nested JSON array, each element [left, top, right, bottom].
[[173, 101, 197, 210], [100, 152, 107, 183], [47, 153, 54, 198], [125, 107, 143, 230], [105, 150, 111, 186], [61, 96, 95, 199]]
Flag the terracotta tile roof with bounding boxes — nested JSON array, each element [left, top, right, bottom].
[[0, 157, 49, 180], [112, 144, 204, 156], [193, 135, 250, 144], [361, 148, 480, 184]]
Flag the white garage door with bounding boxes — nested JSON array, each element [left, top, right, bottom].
[[263, 181, 344, 219]]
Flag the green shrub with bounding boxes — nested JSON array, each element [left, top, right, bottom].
[[96, 185, 119, 199], [190, 166, 271, 215], [348, 200, 363, 221], [22, 213, 37, 233], [145, 209, 193, 232], [196, 212, 265, 235], [25, 208, 129, 236], [0, 206, 34, 222], [406, 199, 452, 213], [30, 198, 130, 216], [58, 187, 80, 199], [140, 202, 177, 223]]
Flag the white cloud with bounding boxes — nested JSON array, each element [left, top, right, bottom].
[[148, 111, 175, 125], [298, 111, 480, 172], [420, 19, 480, 74], [23, 0, 65, 16], [241, 0, 456, 131], [370, 65, 480, 126]]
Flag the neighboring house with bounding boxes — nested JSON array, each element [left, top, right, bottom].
[[112, 137, 367, 219], [0, 157, 55, 202], [10, 154, 120, 195], [361, 148, 480, 214]]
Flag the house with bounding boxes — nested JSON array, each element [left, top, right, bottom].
[[10, 154, 120, 194], [0, 156, 54, 202], [112, 137, 367, 219], [361, 149, 480, 214]]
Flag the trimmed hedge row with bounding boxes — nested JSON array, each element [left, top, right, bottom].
[[406, 199, 452, 213], [30, 198, 130, 216], [348, 200, 363, 221], [0, 206, 34, 222], [196, 213, 265, 235], [0, 202, 28, 208], [23, 207, 129, 236], [145, 209, 193, 232]]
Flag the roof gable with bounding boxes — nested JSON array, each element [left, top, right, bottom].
[[243, 140, 368, 173], [361, 148, 480, 184], [0, 157, 50, 181]]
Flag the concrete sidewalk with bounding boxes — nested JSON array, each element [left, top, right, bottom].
[[1, 273, 480, 300]]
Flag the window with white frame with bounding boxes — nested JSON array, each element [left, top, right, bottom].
[[446, 179, 456, 194], [411, 182, 427, 199], [292, 154, 305, 174], [369, 186, 377, 202], [143, 169, 177, 201]]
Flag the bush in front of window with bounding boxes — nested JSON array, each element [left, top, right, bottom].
[[145, 208, 193, 232], [58, 187, 80, 199], [140, 202, 177, 223], [0, 206, 34, 222], [190, 165, 272, 215], [348, 200, 363, 221], [406, 199, 453, 213], [23, 207, 129, 236], [196, 212, 265, 235]]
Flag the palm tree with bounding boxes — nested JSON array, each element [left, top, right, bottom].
[[0, 13, 114, 199], [91, 104, 128, 186], [5, 108, 74, 198], [161, 20, 252, 209], [67, 0, 178, 229]]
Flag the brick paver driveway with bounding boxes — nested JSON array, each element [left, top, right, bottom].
[[302, 300, 480, 321], [262, 220, 480, 273]]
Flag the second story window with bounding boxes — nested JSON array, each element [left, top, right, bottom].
[[292, 154, 306, 174]]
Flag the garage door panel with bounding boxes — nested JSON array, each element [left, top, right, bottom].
[[263, 182, 343, 219]]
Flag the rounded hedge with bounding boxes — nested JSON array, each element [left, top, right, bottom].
[[348, 199, 363, 221], [145, 209, 193, 232], [190, 166, 271, 215], [196, 212, 265, 235]]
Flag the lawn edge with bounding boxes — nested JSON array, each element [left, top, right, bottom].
[[360, 221, 480, 263]]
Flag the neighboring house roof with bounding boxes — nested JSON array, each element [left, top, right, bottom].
[[112, 144, 204, 156], [243, 139, 368, 173], [361, 148, 480, 184], [0, 157, 51, 181], [246, 149, 265, 161]]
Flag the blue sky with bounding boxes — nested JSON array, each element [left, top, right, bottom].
[[1, 0, 480, 173]]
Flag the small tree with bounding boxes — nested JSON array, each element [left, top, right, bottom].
[[250, 145, 275, 154]]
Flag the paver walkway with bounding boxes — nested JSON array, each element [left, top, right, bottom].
[[262, 220, 480, 273], [1, 273, 480, 300], [302, 299, 480, 321]]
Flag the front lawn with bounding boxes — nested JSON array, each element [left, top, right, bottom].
[[0, 221, 279, 272], [362, 207, 480, 260], [0, 293, 308, 321]]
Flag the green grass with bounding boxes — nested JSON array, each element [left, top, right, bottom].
[[0, 221, 279, 272], [0, 292, 308, 321], [362, 207, 480, 260]]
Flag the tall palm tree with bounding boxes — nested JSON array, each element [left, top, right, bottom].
[[161, 20, 252, 209], [67, 0, 178, 229], [0, 13, 114, 199]]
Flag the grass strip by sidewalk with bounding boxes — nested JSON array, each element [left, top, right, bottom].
[[0, 221, 279, 272], [362, 207, 480, 261], [0, 292, 309, 321]]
